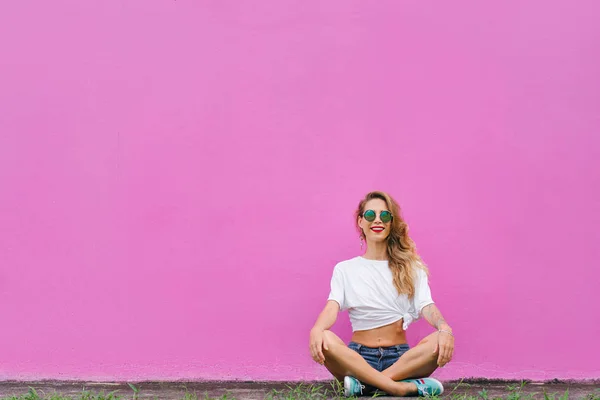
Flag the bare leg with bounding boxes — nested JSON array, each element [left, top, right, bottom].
[[321, 330, 418, 397], [381, 332, 440, 381]]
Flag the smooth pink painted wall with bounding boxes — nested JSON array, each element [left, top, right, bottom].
[[1, 1, 599, 381]]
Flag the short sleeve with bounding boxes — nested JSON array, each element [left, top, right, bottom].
[[327, 265, 346, 310], [413, 267, 434, 315]]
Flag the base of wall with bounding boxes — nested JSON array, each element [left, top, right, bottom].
[[0, 379, 598, 399]]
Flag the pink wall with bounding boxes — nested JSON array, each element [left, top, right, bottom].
[[1, 1, 599, 381]]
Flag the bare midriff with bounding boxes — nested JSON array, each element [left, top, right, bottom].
[[350, 318, 407, 347]]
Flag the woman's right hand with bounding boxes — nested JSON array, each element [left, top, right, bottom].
[[309, 327, 329, 365]]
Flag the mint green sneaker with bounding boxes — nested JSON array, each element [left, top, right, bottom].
[[401, 378, 444, 397], [343, 376, 365, 397]]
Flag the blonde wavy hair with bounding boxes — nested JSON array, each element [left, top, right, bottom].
[[355, 191, 428, 298]]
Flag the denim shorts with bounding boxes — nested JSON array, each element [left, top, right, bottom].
[[348, 341, 410, 372]]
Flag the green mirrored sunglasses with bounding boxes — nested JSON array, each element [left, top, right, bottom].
[[362, 209, 393, 223]]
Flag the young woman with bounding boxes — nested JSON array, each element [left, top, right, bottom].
[[309, 191, 454, 397]]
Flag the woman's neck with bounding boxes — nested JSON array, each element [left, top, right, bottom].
[[362, 241, 388, 261]]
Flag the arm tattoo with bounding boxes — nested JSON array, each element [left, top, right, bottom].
[[421, 304, 448, 330]]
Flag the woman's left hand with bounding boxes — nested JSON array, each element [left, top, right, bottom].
[[435, 329, 454, 367]]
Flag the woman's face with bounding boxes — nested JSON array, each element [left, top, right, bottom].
[[358, 198, 392, 243]]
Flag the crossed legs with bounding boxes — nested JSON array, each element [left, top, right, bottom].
[[322, 330, 440, 396]]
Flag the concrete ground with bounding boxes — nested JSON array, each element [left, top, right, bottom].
[[0, 380, 598, 399]]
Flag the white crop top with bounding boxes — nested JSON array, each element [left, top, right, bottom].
[[327, 256, 434, 332]]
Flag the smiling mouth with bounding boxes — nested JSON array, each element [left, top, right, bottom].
[[371, 227, 384, 233]]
